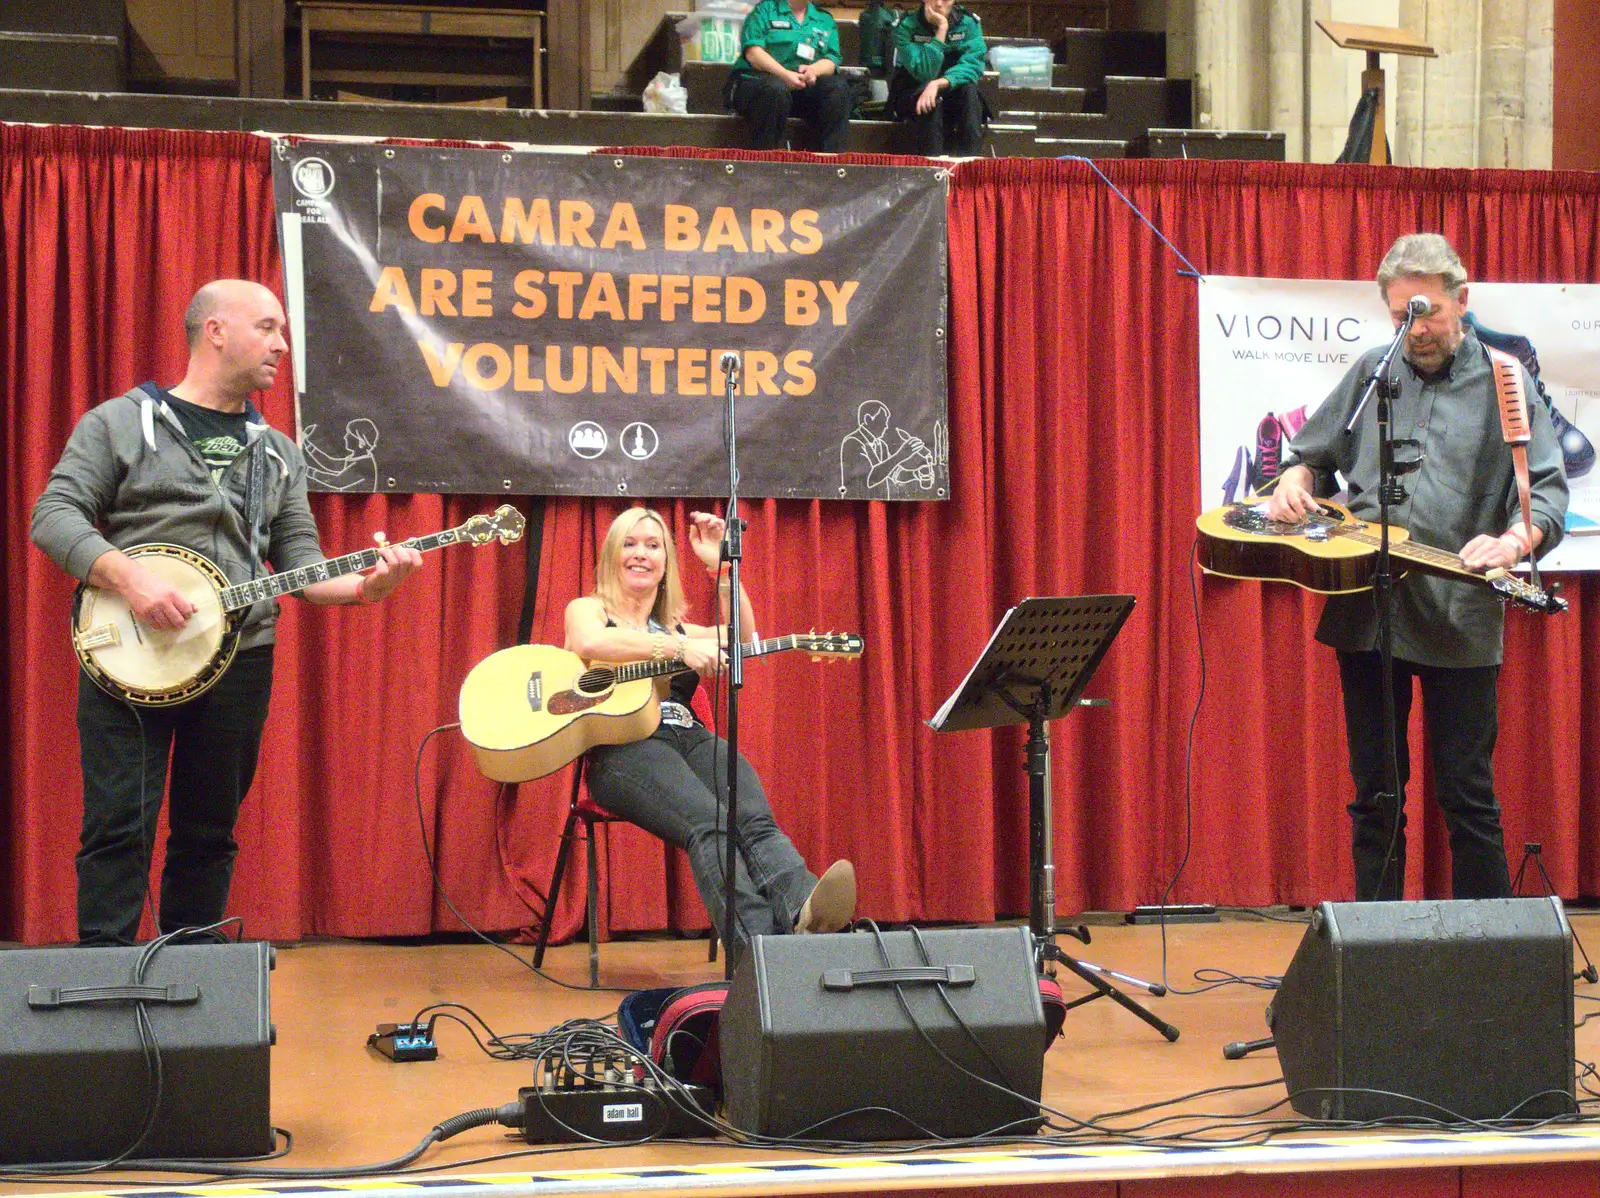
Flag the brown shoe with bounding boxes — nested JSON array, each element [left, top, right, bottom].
[[795, 860, 856, 934]]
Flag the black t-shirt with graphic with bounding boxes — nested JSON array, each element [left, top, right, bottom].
[[162, 389, 248, 485]]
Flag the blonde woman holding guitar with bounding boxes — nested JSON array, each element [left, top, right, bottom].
[[564, 506, 855, 966]]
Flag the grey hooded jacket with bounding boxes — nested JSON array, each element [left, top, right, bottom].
[[31, 385, 326, 650]]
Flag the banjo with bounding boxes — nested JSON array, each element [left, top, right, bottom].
[[72, 504, 526, 707]]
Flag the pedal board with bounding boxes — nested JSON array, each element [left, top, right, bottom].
[[517, 1081, 716, 1143]]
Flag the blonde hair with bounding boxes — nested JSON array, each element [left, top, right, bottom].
[[593, 507, 688, 627]]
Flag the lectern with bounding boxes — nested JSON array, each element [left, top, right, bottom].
[[1316, 21, 1437, 165]]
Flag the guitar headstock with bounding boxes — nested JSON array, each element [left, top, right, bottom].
[[1487, 572, 1567, 615], [800, 631, 864, 660], [459, 505, 528, 546]]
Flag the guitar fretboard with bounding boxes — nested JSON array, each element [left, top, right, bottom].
[[1329, 523, 1478, 580], [1324, 516, 1550, 606], [601, 634, 811, 686], [221, 531, 462, 612]]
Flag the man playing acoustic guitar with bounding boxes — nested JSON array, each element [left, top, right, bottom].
[[1264, 234, 1567, 902], [31, 279, 421, 946]]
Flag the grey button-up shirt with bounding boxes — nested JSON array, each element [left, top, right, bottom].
[[1284, 327, 1567, 668]]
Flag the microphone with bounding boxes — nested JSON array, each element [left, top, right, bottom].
[[1407, 295, 1430, 316], [719, 352, 740, 377]]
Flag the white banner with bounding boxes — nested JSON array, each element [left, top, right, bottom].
[[1198, 276, 1600, 572]]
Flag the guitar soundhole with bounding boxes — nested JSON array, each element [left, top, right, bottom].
[[1223, 504, 1313, 537]]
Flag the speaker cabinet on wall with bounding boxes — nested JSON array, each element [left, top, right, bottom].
[[720, 926, 1046, 1141], [0, 941, 275, 1164], [1269, 898, 1575, 1122]]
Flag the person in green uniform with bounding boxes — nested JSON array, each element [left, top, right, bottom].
[[890, 0, 987, 156], [725, 0, 851, 152]]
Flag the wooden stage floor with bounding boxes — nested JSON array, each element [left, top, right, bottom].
[[7, 913, 1600, 1197]]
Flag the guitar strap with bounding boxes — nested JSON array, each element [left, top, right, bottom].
[[1486, 346, 1540, 590], [244, 431, 267, 582]]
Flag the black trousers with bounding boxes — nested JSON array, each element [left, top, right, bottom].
[[889, 76, 985, 156], [728, 70, 852, 152], [76, 645, 275, 946], [1336, 650, 1510, 902]]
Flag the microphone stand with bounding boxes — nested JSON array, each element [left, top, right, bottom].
[[1344, 306, 1419, 903], [718, 352, 743, 980]]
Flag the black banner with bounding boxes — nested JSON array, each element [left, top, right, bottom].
[[272, 143, 949, 500]]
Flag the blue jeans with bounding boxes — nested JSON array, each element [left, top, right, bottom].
[[1337, 650, 1509, 901], [76, 645, 274, 945], [584, 723, 817, 965]]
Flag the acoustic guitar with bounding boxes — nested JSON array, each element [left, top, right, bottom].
[[1195, 500, 1565, 615], [73, 505, 527, 707], [459, 632, 865, 783]]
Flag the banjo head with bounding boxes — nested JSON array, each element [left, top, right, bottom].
[[74, 545, 236, 705]]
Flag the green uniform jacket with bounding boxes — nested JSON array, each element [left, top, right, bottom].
[[893, 7, 986, 88], [732, 0, 843, 76]]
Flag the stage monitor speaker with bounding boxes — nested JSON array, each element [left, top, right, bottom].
[[720, 925, 1045, 1141], [1269, 897, 1575, 1122], [0, 941, 275, 1164]]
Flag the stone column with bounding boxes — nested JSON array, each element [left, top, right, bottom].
[[1522, 0, 1554, 168], [1192, 0, 1271, 132], [1480, 0, 1529, 168], [1268, 0, 1308, 161]]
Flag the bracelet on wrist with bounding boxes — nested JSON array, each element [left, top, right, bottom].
[[650, 632, 667, 662], [708, 561, 731, 580], [674, 634, 687, 663]]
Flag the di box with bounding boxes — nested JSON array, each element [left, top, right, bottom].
[[0, 941, 275, 1163], [720, 926, 1045, 1141], [1269, 898, 1574, 1122]]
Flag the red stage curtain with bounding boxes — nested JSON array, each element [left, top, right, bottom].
[[5, 128, 1599, 946]]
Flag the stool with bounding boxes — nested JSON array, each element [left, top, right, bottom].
[[533, 759, 718, 986]]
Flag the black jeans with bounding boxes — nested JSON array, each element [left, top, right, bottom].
[[889, 76, 985, 156], [76, 645, 275, 946], [1336, 650, 1509, 901], [584, 722, 817, 966], [728, 70, 852, 152]]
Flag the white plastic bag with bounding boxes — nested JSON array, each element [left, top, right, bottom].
[[642, 71, 688, 114]]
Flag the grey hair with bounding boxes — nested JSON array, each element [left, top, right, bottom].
[[1376, 233, 1468, 297]]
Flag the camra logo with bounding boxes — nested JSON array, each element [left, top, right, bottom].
[[292, 158, 336, 201], [569, 421, 607, 459]]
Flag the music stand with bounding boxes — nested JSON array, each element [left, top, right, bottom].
[[930, 595, 1179, 1042]]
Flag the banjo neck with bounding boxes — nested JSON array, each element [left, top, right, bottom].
[[218, 529, 460, 613]]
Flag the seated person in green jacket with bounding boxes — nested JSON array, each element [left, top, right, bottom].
[[725, 0, 851, 152], [890, 0, 987, 156]]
